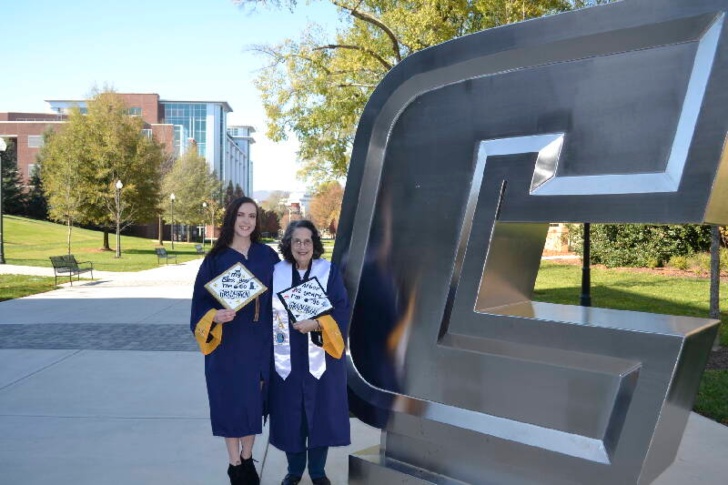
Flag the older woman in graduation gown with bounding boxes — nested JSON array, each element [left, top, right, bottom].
[[269, 220, 350, 485], [190, 196, 279, 485]]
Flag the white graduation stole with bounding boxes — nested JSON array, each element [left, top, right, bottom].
[[273, 259, 331, 380]]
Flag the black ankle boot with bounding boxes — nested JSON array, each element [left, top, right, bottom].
[[241, 456, 259, 485], [227, 463, 243, 485]]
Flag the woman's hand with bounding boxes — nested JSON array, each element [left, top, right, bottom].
[[213, 309, 236, 324], [292, 319, 320, 334]]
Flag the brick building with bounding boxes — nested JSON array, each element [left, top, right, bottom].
[[0, 93, 254, 195]]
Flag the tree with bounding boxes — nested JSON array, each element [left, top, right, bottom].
[[0, 139, 28, 215], [259, 208, 281, 236], [223, 180, 236, 208], [157, 151, 178, 245], [242, 0, 609, 184], [710, 225, 722, 350], [203, 194, 224, 242], [40, 90, 166, 253], [81, 90, 165, 250], [261, 190, 290, 219], [162, 147, 222, 242], [39, 114, 89, 254], [25, 163, 47, 221], [309, 180, 343, 232]]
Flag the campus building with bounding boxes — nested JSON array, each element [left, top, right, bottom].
[[226, 125, 255, 197], [0, 93, 254, 196], [283, 191, 312, 219]]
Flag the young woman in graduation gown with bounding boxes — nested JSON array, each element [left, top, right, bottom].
[[190, 196, 279, 485], [269, 220, 351, 485]]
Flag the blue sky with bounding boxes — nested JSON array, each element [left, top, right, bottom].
[[1, 0, 340, 193]]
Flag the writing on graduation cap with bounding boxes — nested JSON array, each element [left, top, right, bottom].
[[278, 277, 333, 321], [205, 262, 268, 312], [220, 268, 259, 298]]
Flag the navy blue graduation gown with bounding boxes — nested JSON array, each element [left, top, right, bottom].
[[190, 244, 279, 437], [268, 260, 351, 452]]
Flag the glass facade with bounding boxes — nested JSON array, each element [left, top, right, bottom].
[[162, 102, 207, 157], [219, 107, 225, 176]]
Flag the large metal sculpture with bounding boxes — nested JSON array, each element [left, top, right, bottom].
[[333, 0, 728, 483]]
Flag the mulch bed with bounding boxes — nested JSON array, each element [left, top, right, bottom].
[[707, 347, 728, 370]]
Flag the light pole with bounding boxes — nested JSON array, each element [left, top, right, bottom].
[[210, 206, 215, 244], [209, 204, 215, 244], [170, 193, 176, 249], [202, 202, 208, 248], [202, 202, 208, 249], [580, 222, 592, 307], [115, 180, 123, 258], [0, 137, 6, 264]]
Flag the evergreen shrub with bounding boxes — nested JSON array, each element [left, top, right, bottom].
[[569, 224, 712, 268]]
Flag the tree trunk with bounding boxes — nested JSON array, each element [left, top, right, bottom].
[[102, 230, 111, 251], [710, 224, 721, 350], [66, 218, 73, 255], [186, 225, 191, 242], [158, 216, 164, 246]]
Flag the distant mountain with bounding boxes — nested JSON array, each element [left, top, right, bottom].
[[253, 190, 272, 202], [253, 189, 292, 202]]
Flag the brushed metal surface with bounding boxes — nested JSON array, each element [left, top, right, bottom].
[[336, 1, 728, 483]]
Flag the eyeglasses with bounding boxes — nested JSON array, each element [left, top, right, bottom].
[[292, 239, 313, 247]]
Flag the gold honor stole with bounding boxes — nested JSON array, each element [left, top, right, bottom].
[[273, 259, 331, 379], [194, 309, 222, 355], [194, 262, 267, 355]]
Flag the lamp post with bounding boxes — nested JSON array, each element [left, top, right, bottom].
[[170, 193, 176, 249], [202, 202, 208, 249], [114, 180, 123, 258], [204, 202, 215, 246], [580, 222, 592, 307], [0, 137, 6, 264]]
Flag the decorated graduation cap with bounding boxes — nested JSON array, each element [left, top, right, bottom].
[[205, 262, 268, 312]]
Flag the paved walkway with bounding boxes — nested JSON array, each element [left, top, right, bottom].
[[0, 261, 726, 484]]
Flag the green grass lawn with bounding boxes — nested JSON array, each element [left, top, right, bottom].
[[322, 238, 335, 260], [534, 261, 728, 426], [4, 215, 204, 272], [694, 370, 728, 425], [2, 220, 725, 425], [534, 261, 728, 345], [0, 274, 59, 302]]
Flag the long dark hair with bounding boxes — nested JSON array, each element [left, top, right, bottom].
[[209, 196, 261, 258], [278, 219, 325, 264]]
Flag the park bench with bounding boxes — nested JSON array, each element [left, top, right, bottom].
[[195, 244, 205, 254], [155, 247, 178, 265], [49, 255, 94, 286]]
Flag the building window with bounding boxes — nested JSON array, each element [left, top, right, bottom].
[[163, 102, 207, 158], [141, 129, 153, 139], [27, 163, 37, 178], [28, 135, 43, 148], [128, 107, 142, 117]]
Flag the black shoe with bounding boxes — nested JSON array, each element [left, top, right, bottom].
[[311, 477, 331, 485], [281, 474, 302, 485], [227, 463, 243, 485], [241, 456, 260, 485]]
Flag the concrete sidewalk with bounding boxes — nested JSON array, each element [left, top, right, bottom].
[[0, 260, 726, 484]]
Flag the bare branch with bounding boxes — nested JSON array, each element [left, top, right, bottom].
[[334, 82, 376, 90], [314, 44, 392, 71], [247, 43, 333, 74], [332, 0, 402, 63]]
